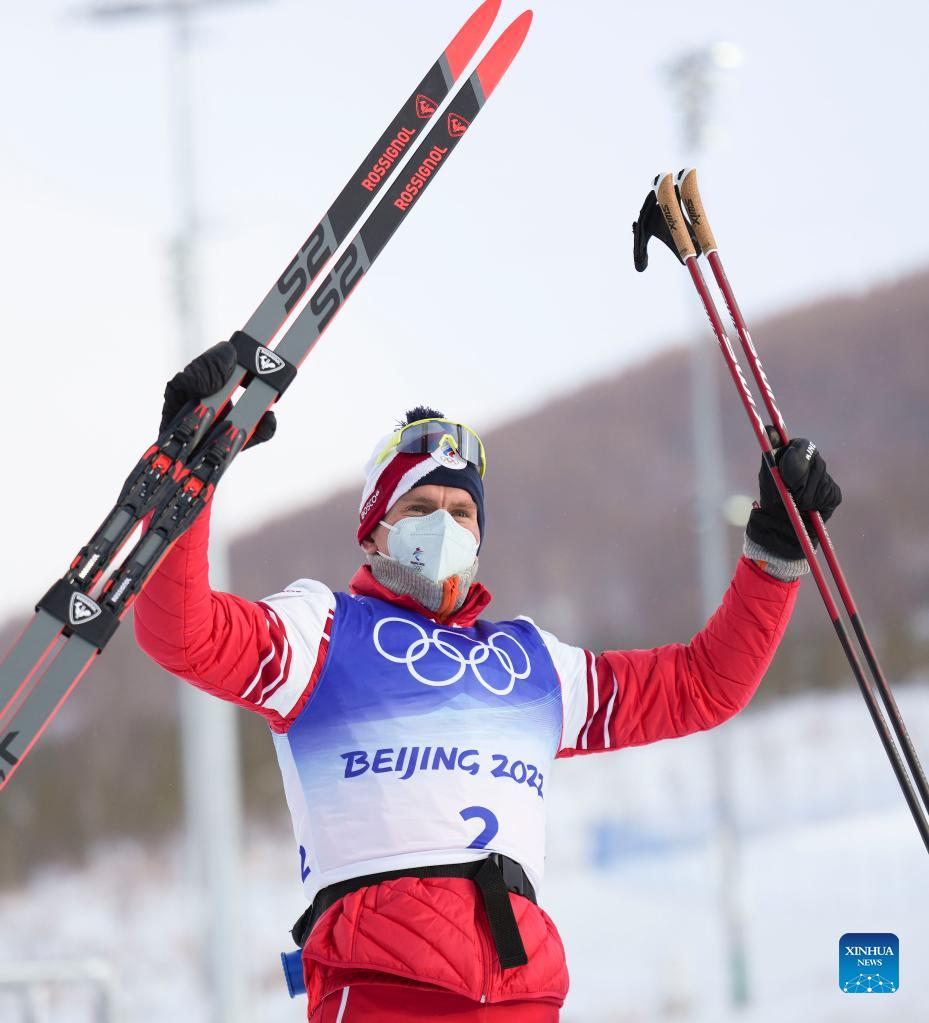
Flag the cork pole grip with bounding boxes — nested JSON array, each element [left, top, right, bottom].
[[677, 168, 718, 254], [655, 172, 695, 260]]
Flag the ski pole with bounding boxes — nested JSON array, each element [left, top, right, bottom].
[[646, 172, 929, 855], [675, 166, 929, 822]]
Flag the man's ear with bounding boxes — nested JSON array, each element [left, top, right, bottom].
[[360, 536, 377, 554]]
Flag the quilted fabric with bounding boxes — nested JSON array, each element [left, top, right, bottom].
[[301, 876, 569, 1018]]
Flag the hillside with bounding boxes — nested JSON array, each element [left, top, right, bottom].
[[231, 268, 929, 680]]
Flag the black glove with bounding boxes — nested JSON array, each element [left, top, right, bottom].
[[745, 430, 842, 561], [161, 341, 277, 449]]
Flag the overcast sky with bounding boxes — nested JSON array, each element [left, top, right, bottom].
[[2, 0, 928, 617]]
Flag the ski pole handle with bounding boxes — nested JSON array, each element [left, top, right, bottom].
[[676, 168, 718, 255], [655, 172, 696, 261]]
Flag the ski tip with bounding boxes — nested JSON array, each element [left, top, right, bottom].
[[475, 10, 533, 100], [445, 0, 503, 81]]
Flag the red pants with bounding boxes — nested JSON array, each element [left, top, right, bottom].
[[310, 984, 560, 1021]]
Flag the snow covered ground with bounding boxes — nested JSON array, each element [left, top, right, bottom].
[[2, 682, 928, 1022]]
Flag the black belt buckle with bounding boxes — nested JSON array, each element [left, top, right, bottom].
[[490, 853, 528, 899]]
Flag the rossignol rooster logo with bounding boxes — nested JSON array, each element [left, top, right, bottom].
[[447, 112, 470, 137], [255, 347, 285, 376], [415, 93, 438, 119], [69, 592, 102, 627]]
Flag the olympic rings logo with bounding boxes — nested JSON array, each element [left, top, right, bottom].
[[372, 617, 531, 696]]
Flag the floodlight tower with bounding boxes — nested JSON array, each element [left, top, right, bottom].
[[76, 2, 269, 1021], [666, 39, 749, 1012]]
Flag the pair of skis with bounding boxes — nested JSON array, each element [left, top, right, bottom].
[[635, 170, 929, 856], [0, 0, 532, 791]]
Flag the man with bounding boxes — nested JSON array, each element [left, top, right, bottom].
[[135, 342, 841, 1022]]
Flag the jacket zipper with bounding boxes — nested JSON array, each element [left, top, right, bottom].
[[477, 911, 492, 1003]]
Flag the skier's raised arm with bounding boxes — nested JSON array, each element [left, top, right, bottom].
[[134, 343, 332, 732], [546, 438, 841, 757]]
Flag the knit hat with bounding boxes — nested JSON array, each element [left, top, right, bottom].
[[357, 408, 485, 545]]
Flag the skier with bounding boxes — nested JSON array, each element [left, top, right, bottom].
[[135, 341, 841, 1022]]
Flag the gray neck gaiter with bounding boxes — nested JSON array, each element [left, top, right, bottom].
[[366, 552, 478, 615]]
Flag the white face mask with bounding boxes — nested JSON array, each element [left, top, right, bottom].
[[379, 509, 478, 583]]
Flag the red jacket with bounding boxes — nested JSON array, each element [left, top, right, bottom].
[[134, 504, 798, 1015]]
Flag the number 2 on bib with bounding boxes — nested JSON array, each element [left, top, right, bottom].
[[459, 805, 499, 849]]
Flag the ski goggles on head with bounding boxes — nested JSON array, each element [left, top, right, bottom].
[[375, 418, 486, 478]]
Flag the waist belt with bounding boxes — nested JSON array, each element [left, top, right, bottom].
[[291, 853, 536, 971]]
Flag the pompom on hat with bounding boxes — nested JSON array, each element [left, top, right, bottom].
[[357, 408, 485, 546]]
